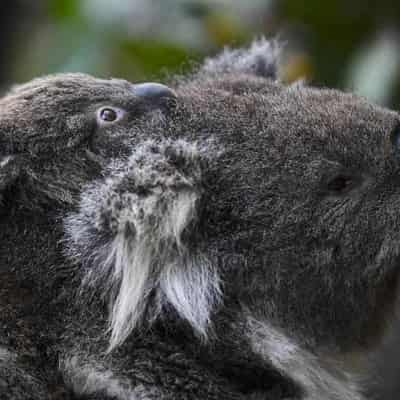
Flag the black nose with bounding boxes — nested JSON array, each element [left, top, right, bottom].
[[132, 82, 176, 104]]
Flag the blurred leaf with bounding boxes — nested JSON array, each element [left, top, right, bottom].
[[205, 13, 248, 47], [48, 0, 81, 21], [280, 0, 375, 86], [282, 54, 314, 83], [114, 39, 198, 80]]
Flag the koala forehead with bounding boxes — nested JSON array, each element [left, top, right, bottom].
[[173, 79, 399, 176], [268, 87, 397, 173], [5, 73, 133, 106]]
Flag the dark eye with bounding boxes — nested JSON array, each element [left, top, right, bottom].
[[97, 107, 124, 124], [100, 108, 117, 121], [326, 174, 356, 194]]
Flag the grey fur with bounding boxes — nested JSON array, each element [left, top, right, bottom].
[[61, 355, 143, 399], [0, 348, 49, 400], [0, 39, 399, 399]]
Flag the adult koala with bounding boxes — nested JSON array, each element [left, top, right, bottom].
[[0, 39, 399, 399]]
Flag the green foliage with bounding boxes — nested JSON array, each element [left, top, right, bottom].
[[115, 40, 197, 80], [7, 0, 400, 107], [48, 0, 81, 22]]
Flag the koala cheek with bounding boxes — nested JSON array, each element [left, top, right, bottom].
[[65, 114, 91, 148]]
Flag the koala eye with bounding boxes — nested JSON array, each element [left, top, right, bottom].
[[100, 108, 117, 121], [97, 107, 124, 124], [326, 174, 357, 195]]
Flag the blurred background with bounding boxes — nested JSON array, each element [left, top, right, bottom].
[[3, 0, 400, 108]]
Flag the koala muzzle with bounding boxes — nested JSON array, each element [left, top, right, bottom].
[[132, 82, 177, 106]]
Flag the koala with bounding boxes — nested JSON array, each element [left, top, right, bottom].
[[0, 38, 399, 400]]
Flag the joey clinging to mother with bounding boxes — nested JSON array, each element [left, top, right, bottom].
[[1, 39, 400, 400]]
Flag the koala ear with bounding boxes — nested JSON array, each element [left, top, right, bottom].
[[0, 155, 19, 203], [65, 140, 222, 351], [200, 37, 281, 80]]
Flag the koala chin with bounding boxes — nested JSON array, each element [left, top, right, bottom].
[[2, 38, 400, 400]]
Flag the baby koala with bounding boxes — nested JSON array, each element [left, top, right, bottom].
[[1, 39, 400, 400]]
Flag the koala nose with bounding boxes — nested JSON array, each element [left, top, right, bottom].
[[132, 82, 177, 104]]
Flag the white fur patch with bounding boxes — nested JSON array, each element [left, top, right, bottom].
[[61, 356, 146, 400], [246, 316, 365, 400], [65, 140, 221, 350], [105, 189, 221, 350]]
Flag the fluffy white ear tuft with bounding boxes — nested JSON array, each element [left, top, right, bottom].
[[201, 37, 281, 80], [64, 140, 222, 350], [105, 188, 221, 350]]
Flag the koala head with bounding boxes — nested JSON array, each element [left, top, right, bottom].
[[0, 74, 178, 208], [2, 39, 400, 399]]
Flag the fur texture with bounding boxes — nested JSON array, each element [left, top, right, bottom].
[[246, 316, 363, 400], [200, 38, 281, 79], [65, 140, 221, 349], [1, 39, 400, 399]]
